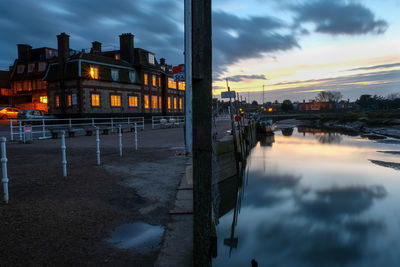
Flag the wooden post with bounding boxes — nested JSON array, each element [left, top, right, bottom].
[[192, 0, 212, 266]]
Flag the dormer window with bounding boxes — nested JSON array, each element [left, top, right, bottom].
[[28, 64, 35, 73], [38, 62, 47, 72], [17, 65, 25, 74], [148, 53, 155, 65], [111, 69, 119, 81], [129, 71, 136, 83], [90, 66, 99, 79]]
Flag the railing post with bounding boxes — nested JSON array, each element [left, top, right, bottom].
[[128, 117, 130, 127], [92, 118, 95, 127], [42, 119, 46, 138], [96, 128, 100, 165], [19, 121, 22, 142], [10, 119, 13, 141], [69, 118, 72, 128], [111, 118, 114, 131], [1, 137, 9, 203], [119, 125, 122, 157], [134, 123, 138, 150], [61, 131, 67, 177], [152, 117, 154, 129]]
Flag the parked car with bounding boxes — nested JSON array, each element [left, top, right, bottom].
[[0, 107, 19, 119], [17, 109, 54, 121]]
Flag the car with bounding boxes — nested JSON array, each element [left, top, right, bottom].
[[0, 107, 20, 119], [17, 109, 53, 120]]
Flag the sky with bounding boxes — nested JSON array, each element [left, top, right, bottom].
[[0, 0, 399, 102]]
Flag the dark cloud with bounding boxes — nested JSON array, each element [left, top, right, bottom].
[[291, 0, 388, 35], [348, 62, 400, 71], [216, 74, 268, 82], [212, 11, 300, 79]]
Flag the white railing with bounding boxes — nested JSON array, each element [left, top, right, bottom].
[[9, 117, 144, 141], [214, 114, 231, 121], [152, 116, 185, 129]]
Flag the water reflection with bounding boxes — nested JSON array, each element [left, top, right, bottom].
[[214, 127, 400, 267], [281, 127, 294, 136], [317, 133, 343, 144]]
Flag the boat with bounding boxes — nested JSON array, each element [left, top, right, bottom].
[[256, 117, 275, 134]]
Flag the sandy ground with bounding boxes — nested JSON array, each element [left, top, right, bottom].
[[0, 126, 187, 266]]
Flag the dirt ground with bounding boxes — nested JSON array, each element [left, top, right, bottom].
[[0, 127, 188, 266]]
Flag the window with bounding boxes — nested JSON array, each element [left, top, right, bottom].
[[40, 96, 48, 104], [56, 96, 60, 107], [168, 78, 176, 89], [17, 65, 25, 74], [178, 82, 186, 90], [148, 53, 155, 64], [110, 95, 121, 107], [174, 97, 177, 110], [115, 54, 120, 60], [72, 94, 77, 105], [91, 93, 100, 107], [158, 96, 162, 109], [28, 64, 35, 73], [68, 94, 72, 106], [144, 74, 148, 85], [144, 95, 149, 109], [128, 96, 138, 107], [179, 98, 183, 110], [111, 69, 119, 81], [152, 95, 158, 109], [168, 97, 171, 109], [38, 62, 47, 72], [158, 77, 161, 87], [152, 75, 156, 86], [90, 66, 99, 79], [129, 71, 136, 83]]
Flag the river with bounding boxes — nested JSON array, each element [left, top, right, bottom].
[[213, 127, 400, 267]]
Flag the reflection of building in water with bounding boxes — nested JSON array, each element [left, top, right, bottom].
[[297, 127, 324, 136], [281, 127, 294, 136], [317, 133, 343, 144], [258, 134, 275, 147]]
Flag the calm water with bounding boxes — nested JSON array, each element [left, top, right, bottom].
[[213, 128, 400, 267]]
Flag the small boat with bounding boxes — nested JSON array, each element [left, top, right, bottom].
[[257, 117, 275, 134]]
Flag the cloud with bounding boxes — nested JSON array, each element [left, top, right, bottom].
[[291, 0, 388, 35], [217, 74, 268, 82], [212, 11, 300, 79], [348, 62, 400, 71]]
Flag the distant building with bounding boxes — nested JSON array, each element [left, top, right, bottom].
[[297, 100, 334, 111], [0, 70, 11, 105]]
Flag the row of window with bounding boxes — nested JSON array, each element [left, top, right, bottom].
[[55, 93, 183, 110], [89, 66, 137, 83], [142, 74, 185, 91], [16, 62, 47, 74], [12, 79, 46, 92]]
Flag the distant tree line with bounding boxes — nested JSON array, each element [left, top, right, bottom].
[[356, 93, 400, 110]]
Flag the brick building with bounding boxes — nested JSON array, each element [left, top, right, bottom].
[[297, 100, 334, 111], [44, 32, 184, 117]]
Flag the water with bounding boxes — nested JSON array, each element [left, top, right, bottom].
[[213, 128, 400, 267], [107, 222, 164, 252]]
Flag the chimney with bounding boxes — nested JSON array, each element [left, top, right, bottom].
[[57, 32, 70, 61], [119, 33, 134, 64], [160, 58, 165, 65], [91, 41, 102, 53], [17, 44, 32, 62]]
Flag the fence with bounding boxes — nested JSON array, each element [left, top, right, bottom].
[[152, 116, 185, 129], [9, 117, 144, 141]]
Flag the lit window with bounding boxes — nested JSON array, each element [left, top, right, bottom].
[[111, 69, 119, 81], [178, 82, 186, 91], [168, 78, 176, 89], [110, 95, 121, 107], [115, 54, 119, 60], [174, 97, 177, 110], [40, 96, 48, 104], [144, 74, 148, 85], [152, 75, 156, 86], [68, 94, 72, 106], [179, 98, 183, 110], [129, 71, 136, 83], [90, 66, 99, 79], [144, 95, 149, 109], [91, 93, 100, 107], [158, 77, 161, 87], [129, 96, 138, 107], [168, 97, 171, 109], [158, 96, 162, 109], [152, 95, 158, 109], [55, 96, 60, 107]]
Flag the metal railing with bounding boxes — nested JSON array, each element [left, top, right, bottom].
[[214, 114, 231, 121], [10, 117, 144, 141], [152, 116, 185, 129]]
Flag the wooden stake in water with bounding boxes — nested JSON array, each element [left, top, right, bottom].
[[61, 131, 67, 177], [1, 137, 9, 203]]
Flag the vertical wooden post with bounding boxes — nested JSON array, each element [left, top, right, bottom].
[[1, 137, 9, 203], [192, 0, 212, 265]]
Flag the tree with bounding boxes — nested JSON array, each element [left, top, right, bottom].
[[315, 91, 343, 103], [281, 99, 293, 112]]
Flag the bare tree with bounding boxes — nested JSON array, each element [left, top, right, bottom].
[[315, 91, 343, 103]]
